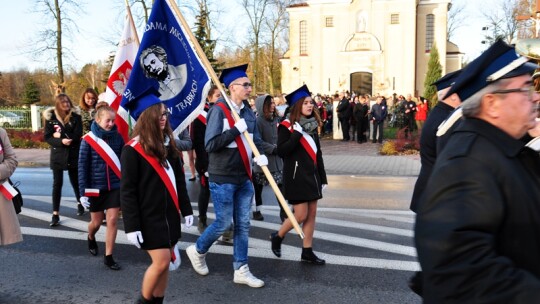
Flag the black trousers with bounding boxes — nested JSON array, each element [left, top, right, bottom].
[[340, 117, 350, 140], [253, 182, 285, 215], [198, 176, 210, 218], [52, 168, 81, 212], [372, 121, 384, 142]]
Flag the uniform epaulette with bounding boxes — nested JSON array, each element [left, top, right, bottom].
[[526, 136, 540, 152], [436, 107, 463, 137]]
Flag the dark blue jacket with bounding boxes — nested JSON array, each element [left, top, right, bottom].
[[78, 121, 124, 195]]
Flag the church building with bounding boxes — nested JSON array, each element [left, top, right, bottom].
[[280, 0, 463, 97]]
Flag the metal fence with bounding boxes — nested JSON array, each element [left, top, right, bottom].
[[0, 106, 47, 131]]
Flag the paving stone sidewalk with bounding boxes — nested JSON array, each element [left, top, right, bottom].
[[14, 138, 421, 176]]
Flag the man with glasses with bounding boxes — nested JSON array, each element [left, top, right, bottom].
[[414, 39, 540, 302], [186, 64, 267, 288]]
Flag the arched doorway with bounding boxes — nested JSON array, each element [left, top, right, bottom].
[[350, 72, 372, 96]]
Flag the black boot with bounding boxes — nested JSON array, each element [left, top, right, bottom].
[[135, 295, 153, 304], [270, 232, 283, 257], [301, 247, 325, 265], [197, 216, 208, 233], [153, 297, 164, 304], [104, 254, 121, 270], [77, 203, 85, 216], [408, 271, 423, 296], [88, 235, 98, 256], [252, 211, 264, 221], [50, 214, 60, 227]]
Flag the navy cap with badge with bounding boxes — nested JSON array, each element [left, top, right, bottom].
[[219, 63, 249, 88], [432, 69, 461, 91], [285, 84, 312, 107], [444, 39, 538, 101], [123, 85, 162, 120]]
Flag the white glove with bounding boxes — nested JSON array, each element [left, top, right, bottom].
[[204, 172, 209, 177], [169, 243, 181, 271], [293, 122, 303, 133], [254, 155, 268, 166], [184, 215, 194, 228], [126, 231, 144, 249], [322, 184, 328, 192], [234, 118, 248, 133], [80, 196, 90, 208]]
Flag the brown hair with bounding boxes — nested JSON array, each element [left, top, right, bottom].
[[54, 93, 74, 125], [79, 88, 98, 111], [95, 102, 115, 120], [206, 85, 219, 101], [288, 97, 322, 127], [263, 95, 278, 120], [132, 103, 178, 167]]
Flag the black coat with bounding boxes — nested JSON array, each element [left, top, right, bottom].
[[277, 123, 327, 202], [43, 108, 82, 170], [415, 118, 540, 303], [120, 144, 193, 250]]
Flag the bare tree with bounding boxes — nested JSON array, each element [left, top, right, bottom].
[[241, 0, 271, 93], [263, 0, 290, 94], [32, 0, 83, 83], [481, 0, 520, 45], [447, 2, 467, 41]]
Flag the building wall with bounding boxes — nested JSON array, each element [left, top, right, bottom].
[[281, 0, 461, 97]]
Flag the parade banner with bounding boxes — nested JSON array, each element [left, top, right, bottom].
[[119, 0, 211, 136], [104, 2, 139, 141]]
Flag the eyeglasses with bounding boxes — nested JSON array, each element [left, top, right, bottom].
[[160, 112, 170, 119], [490, 86, 537, 101], [232, 82, 253, 89]]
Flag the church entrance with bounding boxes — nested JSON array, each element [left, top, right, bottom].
[[350, 72, 372, 96]]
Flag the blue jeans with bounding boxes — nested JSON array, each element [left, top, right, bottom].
[[195, 180, 253, 270]]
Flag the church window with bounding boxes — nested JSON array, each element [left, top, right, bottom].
[[391, 14, 399, 24], [300, 20, 308, 55], [426, 14, 435, 52], [325, 17, 334, 27]]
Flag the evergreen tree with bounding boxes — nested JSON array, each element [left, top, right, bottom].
[[22, 78, 41, 105], [423, 43, 442, 109], [193, 1, 221, 73]]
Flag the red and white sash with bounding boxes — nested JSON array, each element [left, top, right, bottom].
[[215, 103, 253, 179], [82, 132, 122, 179], [280, 119, 318, 164], [128, 139, 179, 213], [196, 111, 207, 125], [0, 180, 17, 200]]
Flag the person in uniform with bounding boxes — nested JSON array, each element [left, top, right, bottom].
[[415, 39, 540, 303]]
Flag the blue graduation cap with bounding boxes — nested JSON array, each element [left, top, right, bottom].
[[219, 64, 249, 87], [123, 85, 162, 120], [444, 39, 538, 101], [285, 84, 311, 107], [432, 69, 461, 91]]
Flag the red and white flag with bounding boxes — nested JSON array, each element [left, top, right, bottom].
[[0, 180, 18, 200], [104, 6, 139, 142]]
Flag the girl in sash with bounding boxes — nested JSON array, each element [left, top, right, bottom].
[[120, 89, 193, 304], [270, 84, 328, 265], [78, 102, 124, 270]]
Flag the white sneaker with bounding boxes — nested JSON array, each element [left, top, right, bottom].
[[186, 245, 209, 275], [233, 265, 265, 288]]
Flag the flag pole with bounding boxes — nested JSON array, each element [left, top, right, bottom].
[[166, 0, 304, 239], [124, 0, 140, 46]]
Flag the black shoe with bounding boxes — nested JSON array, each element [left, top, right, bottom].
[[252, 211, 264, 221], [50, 214, 60, 227], [197, 216, 208, 233], [372, 140, 376, 143], [104, 255, 121, 270], [88, 235, 98, 256], [408, 271, 423, 296], [188, 177, 196, 181], [135, 295, 153, 304], [270, 232, 283, 257], [301, 247, 325, 265], [77, 203, 85, 216]]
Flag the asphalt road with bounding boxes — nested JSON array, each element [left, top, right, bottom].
[[0, 168, 421, 304]]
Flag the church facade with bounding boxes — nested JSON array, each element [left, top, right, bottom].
[[280, 0, 463, 97]]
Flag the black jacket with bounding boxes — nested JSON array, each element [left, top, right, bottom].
[[277, 123, 327, 202], [415, 118, 540, 303], [120, 144, 193, 250], [43, 107, 82, 170]]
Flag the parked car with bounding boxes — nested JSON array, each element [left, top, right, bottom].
[[0, 112, 21, 127]]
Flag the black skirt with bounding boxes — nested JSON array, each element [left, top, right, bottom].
[[89, 189, 120, 212]]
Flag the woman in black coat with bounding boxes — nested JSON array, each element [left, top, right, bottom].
[[269, 85, 327, 265], [121, 100, 193, 303], [43, 93, 83, 226]]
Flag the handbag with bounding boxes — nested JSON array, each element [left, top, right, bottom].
[[9, 179, 23, 214]]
